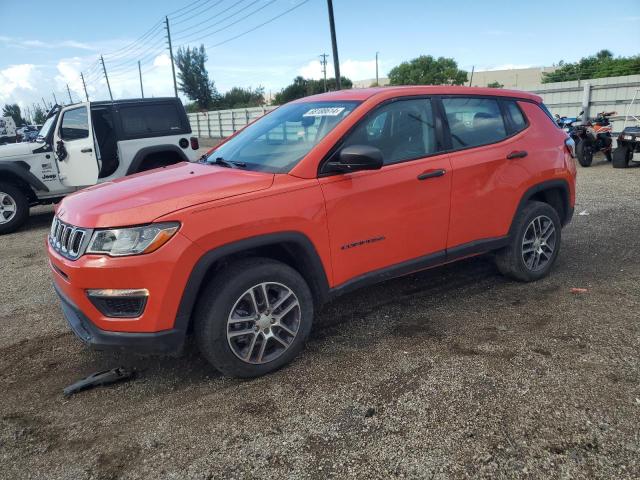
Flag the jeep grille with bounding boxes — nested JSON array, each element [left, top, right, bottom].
[[49, 217, 90, 260]]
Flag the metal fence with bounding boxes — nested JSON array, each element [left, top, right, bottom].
[[189, 74, 640, 139], [188, 106, 277, 139]]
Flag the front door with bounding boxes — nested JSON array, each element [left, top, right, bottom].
[[319, 97, 452, 287], [54, 104, 99, 187]]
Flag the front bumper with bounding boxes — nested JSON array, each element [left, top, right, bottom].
[[54, 282, 185, 354]]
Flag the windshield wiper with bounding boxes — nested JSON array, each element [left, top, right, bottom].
[[209, 156, 246, 169]]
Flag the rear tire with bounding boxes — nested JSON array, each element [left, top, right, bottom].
[[576, 140, 593, 167], [0, 182, 29, 235], [495, 201, 562, 282], [194, 258, 314, 378], [612, 145, 632, 168]]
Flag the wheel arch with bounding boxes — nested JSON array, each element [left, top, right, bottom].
[[510, 179, 572, 235], [174, 232, 330, 333], [126, 145, 190, 175], [0, 161, 48, 200]]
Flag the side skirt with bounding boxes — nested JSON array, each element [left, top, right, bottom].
[[327, 236, 509, 300]]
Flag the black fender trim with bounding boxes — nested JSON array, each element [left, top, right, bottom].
[[0, 160, 49, 192], [510, 179, 572, 231], [173, 232, 330, 332], [126, 144, 190, 175]]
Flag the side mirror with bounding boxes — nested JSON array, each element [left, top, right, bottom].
[[323, 145, 383, 174]]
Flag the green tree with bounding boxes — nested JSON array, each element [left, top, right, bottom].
[[175, 44, 219, 110], [2, 104, 26, 126], [219, 86, 265, 109], [273, 76, 353, 104], [388, 55, 467, 86], [542, 50, 640, 83], [487, 81, 504, 88], [32, 105, 47, 124]]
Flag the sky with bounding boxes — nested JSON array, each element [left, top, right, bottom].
[[1, 0, 639, 116]]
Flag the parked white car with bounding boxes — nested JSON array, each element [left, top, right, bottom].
[[0, 98, 200, 233]]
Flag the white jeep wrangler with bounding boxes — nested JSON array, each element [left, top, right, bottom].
[[0, 98, 199, 234]]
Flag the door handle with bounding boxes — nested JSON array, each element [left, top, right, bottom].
[[81, 147, 93, 153], [417, 169, 446, 180], [506, 150, 527, 159]]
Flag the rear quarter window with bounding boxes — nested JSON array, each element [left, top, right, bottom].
[[504, 101, 528, 133], [118, 103, 186, 137]]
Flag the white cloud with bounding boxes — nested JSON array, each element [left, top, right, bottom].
[[0, 64, 38, 104], [0, 36, 96, 51]]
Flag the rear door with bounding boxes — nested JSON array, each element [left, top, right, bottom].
[[319, 97, 452, 286], [441, 96, 531, 248], [54, 103, 99, 187]]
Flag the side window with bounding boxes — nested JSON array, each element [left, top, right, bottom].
[[505, 101, 527, 133], [342, 98, 439, 165], [442, 97, 507, 149], [119, 104, 183, 137], [60, 107, 89, 141]]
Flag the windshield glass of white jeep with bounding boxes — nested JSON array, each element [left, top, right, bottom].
[[37, 115, 56, 141], [205, 101, 361, 173]]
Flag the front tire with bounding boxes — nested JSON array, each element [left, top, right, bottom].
[[0, 182, 29, 235], [194, 258, 314, 378], [576, 140, 593, 167], [495, 201, 562, 282]]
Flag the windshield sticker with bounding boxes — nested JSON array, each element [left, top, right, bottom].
[[303, 107, 345, 117]]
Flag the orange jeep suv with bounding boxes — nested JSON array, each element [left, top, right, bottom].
[[48, 87, 577, 377]]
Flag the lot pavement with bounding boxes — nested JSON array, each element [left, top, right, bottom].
[[1, 158, 639, 479]]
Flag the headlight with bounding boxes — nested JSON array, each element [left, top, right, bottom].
[[86, 222, 179, 257]]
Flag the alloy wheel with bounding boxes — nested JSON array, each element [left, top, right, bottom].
[[226, 282, 301, 364], [0, 192, 17, 225], [522, 215, 556, 271]]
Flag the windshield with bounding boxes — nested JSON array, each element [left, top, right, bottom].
[[205, 101, 361, 173], [37, 114, 57, 142]]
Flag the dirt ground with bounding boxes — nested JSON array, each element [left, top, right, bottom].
[[1, 158, 639, 479]]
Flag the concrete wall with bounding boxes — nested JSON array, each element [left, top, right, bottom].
[[520, 74, 640, 133], [190, 75, 640, 139], [469, 67, 558, 88]]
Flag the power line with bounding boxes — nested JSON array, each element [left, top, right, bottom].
[[173, 0, 246, 36], [175, 0, 277, 44], [102, 26, 165, 64], [170, 0, 225, 26], [103, 21, 164, 58], [204, 0, 310, 49], [168, 0, 216, 21]]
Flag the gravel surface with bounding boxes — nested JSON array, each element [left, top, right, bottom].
[[1, 158, 639, 479]]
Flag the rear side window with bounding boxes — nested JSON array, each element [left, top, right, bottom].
[[119, 103, 184, 137], [442, 97, 507, 149], [504, 101, 527, 133], [60, 107, 89, 140]]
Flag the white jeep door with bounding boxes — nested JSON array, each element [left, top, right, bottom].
[[54, 104, 99, 187]]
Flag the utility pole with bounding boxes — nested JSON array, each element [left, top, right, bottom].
[[42, 97, 49, 111], [100, 55, 113, 101], [66, 84, 73, 104], [375, 51, 379, 86], [138, 61, 145, 98], [468, 65, 475, 86], [319, 53, 328, 92], [80, 72, 89, 101], [52, 91, 58, 106], [326, 0, 341, 90], [165, 16, 178, 98]]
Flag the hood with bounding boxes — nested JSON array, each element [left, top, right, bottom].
[[0, 142, 43, 159], [58, 162, 275, 228]]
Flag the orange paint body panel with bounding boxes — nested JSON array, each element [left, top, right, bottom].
[[47, 86, 576, 351]]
